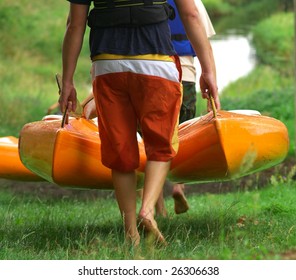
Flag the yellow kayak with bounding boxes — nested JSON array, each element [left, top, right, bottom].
[[0, 136, 43, 181], [15, 110, 289, 189], [169, 110, 289, 183]]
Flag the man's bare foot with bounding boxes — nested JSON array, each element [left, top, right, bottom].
[[123, 234, 143, 260], [172, 184, 189, 214], [125, 233, 140, 247], [137, 214, 167, 246]]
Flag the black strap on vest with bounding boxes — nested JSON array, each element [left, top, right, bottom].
[[143, 0, 153, 5], [88, 1, 175, 28], [171, 34, 188, 41], [94, 0, 166, 9]]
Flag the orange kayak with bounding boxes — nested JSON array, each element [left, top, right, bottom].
[[16, 110, 289, 189], [169, 110, 289, 183], [19, 117, 115, 189], [0, 136, 43, 181]]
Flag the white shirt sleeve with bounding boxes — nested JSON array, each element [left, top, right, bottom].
[[194, 0, 216, 38]]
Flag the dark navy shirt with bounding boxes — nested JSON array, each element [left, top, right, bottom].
[[67, 0, 176, 58]]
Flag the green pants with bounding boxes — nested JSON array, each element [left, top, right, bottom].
[[179, 81, 196, 124]]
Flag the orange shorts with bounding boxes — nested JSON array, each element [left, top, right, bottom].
[[92, 54, 182, 172]]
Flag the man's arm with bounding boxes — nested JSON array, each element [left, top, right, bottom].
[[174, 0, 220, 110], [59, 3, 90, 112]]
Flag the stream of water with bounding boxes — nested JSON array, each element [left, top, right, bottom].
[[195, 34, 257, 92]]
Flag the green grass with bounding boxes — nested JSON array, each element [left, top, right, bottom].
[[252, 12, 294, 76], [1, 173, 296, 260], [205, 0, 291, 34]]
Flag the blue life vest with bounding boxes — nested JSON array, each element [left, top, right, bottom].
[[168, 0, 195, 56]]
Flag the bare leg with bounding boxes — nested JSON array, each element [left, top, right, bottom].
[[172, 183, 189, 214], [155, 189, 168, 217], [112, 169, 140, 246], [139, 187, 167, 217], [138, 160, 170, 245]]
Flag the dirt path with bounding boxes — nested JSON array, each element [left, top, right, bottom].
[[1, 158, 294, 201]]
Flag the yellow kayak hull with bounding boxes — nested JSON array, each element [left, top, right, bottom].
[[19, 118, 115, 189], [3, 110, 289, 189], [0, 136, 43, 181], [169, 110, 289, 183]]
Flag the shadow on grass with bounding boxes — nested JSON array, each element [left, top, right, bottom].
[[0, 219, 126, 260]]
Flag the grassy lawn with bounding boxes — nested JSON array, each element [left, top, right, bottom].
[[1, 169, 296, 260]]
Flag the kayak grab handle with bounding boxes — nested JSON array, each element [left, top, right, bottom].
[[209, 94, 217, 118]]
